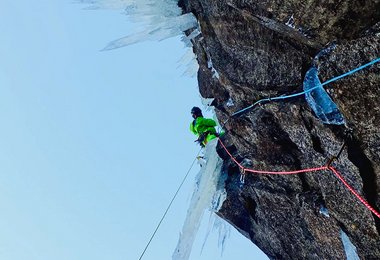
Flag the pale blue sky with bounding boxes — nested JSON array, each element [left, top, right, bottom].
[[0, 1, 267, 259]]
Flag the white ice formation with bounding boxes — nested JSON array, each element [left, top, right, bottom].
[[340, 229, 360, 260], [172, 139, 227, 260], [77, 0, 198, 50]]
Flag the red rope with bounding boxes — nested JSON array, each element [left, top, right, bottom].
[[217, 138, 245, 169], [218, 139, 327, 174], [244, 167, 328, 175], [218, 138, 380, 219], [328, 166, 380, 219]]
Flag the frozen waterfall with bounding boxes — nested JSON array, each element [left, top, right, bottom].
[[172, 139, 228, 260]]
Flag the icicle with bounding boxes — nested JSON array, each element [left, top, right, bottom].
[[102, 13, 198, 50], [200, 213, 230, 257], [340, 229, 360, 260], [239, 172, 246, 188], [78, 0, 198, 49], [76, 0, 132, 10], [214, 216, 230, 255], [187, 28, 201, 41], [181, 35, 193, 48], [207, 55, 221, 79], [176, 40, 199, 77], [201, 98, 215, 112], [173, 139, 226, 260]]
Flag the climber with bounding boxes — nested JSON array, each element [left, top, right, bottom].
[[190, 106, 219, 147]]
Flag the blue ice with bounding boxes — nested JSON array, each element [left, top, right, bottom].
[[303, 67, 345, 125]]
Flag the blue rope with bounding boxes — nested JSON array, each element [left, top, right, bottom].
[[321, 57, 380, 86], [232, 57, 380, 117]]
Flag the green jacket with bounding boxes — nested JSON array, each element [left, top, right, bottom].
[[190, 117, 218, 145]]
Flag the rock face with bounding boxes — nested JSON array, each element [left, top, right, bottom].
[[182, 0, 380, 259]]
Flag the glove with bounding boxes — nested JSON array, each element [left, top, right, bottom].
[[195, 132, 207, 147], [194, 139, 205, 147], [197, 132, 207, 143]]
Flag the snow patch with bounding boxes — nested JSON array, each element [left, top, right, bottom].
[[285, 15, 295, 28], [226, 98, 235, 107], [284, 14, 312, 38]]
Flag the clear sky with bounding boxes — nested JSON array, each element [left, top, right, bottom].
[[0, 1, 268, 259]]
